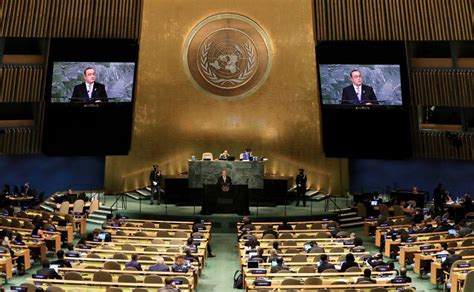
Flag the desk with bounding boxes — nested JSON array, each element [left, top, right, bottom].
[[188, 160, 264, 189]]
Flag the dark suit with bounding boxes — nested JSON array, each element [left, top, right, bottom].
[[317, 261, 335, 273], [217, 176, 232, 187], [71, 82, 108, 102], [149, 169, 162, 204], [295, 172, 307, 206], [341, 84, 377, 105]]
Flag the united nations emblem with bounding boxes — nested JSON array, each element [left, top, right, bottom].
[[184, 14, 273, 99]]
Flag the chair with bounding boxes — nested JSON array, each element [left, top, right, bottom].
[[118, 274, 136, 283], [330, 247, 344, 253], [379, 204, 389, 218], [322, 268, 338, 273], [298, 266, 315, 273], [10, 218, 22, 228], [144, 246, 158, 252], [312, 255, 321, 262], [285, 248, 300, 254], [142, 221, 156, 228], [22, 221, 35, 229], [159, 222, 172, 229], [315, 232, 331, 238], [279, 233, 294, 239], [93, 271, 113, 282], [113, 253, 129, 260], [282, 241, 297, 246], [304, 277, 322, 285], [201, 152, 213, 160], [89, 199, 100, 214], [281, 278, 301, 285], [297, 233, 311, 239], [116, 230, 127, 236], [132, 289, 147, 292], [295, 223, 308, 230], [106, 288, 122, 292], [176, 223, 191, 230], [20, 283, 37, 292], [351, 246, 365, 252], [157, 230, 171, 237], [463, 270, 474, 292], [263, 233, 276, 239], [152, 238, 165, 244], [46, 287, 65, 292], [87, 253, 101, 258], [126, 223, 137, 227], [104, 261, 122, 270], [174, 231, 188, 238], [346, 266, 362, 272], [171, 239, 184, 245], [429, 235, 441, 240], [462, 239, 473, 247], [336, 231, 349, 238], [311, 223, 323, 229], [1, 218, 10, 226], [370, 289, 387, 292], [308, 247, 325, 253], [64, 271, 83, 280], [332, 280, 348, 284], [459, 249, 474, 256], [139, 255, 153, 261], [59, 201, 70, 214], [356, 202, 367, 218], [134, 231, 148, 237], [73, 199, 85, 214], [144, 275, 163, 283], [393, 205, 404, 216], [124, 240, 140, 247], [291, 254, 307, 262], [167, 247, 180, 252]]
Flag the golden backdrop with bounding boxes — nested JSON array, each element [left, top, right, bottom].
[[104, 0, 349, 194]]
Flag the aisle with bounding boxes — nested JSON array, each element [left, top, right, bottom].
[[197, 233, 242, 291]]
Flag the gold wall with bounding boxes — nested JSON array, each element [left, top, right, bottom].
[[104, 0, 349, 194]]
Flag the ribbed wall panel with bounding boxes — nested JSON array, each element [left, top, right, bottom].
[[411, 69, 474, 107], [415, 132, 473, 160], [0, 66, 44, 102], [0, 0, 142, 38], [314, 0, 472, 41]]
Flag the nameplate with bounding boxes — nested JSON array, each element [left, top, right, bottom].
[[420, 245, 432, 250], [65, 253, 79, 257], [251, 269, 267, 274], [254, 280, 272, 286], [33, 274, 47, 279]]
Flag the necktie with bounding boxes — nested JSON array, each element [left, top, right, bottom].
[[88, 84, 92, 98], [223, 176, 226, 182], [356, 87, 361, 100]]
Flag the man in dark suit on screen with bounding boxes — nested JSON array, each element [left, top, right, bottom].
[[217, 170, 232, 191], [71, 67, 108, 102], [341, 69, 377, 105]]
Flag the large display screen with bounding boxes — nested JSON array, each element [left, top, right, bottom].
[[319, 64, 402, 106], [51, 62, 135, 103]]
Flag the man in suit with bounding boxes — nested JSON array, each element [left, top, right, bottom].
[[37, 259, 62, 279], [341, 69, 377, 105], [150, 164, 162, 205], [217, 169, 232, 190], [295, 168, 307, 207], [148, 257, 170, 272], [356, 268, 376, 284], [317, 254, 335, 273], [71, 67, 108, 102]]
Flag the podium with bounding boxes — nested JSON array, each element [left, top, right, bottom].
[[201, 184, 250, 215]]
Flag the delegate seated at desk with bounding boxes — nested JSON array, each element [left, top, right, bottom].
[[218, 150, 230, 160], [242, 147, 253, 161]]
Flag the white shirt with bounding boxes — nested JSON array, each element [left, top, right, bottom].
[[353, 85, 362, 100], [86, 82, 94, 98]]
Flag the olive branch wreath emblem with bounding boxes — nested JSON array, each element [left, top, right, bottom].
[[199, 41, 256, 86]]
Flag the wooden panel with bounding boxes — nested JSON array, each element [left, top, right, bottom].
[[314, 0, 473, 41], [0, 66, 44, 102], [0, 0, 142, 38], [410, 69, 474, 107], [415, 131, 473, 160]]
